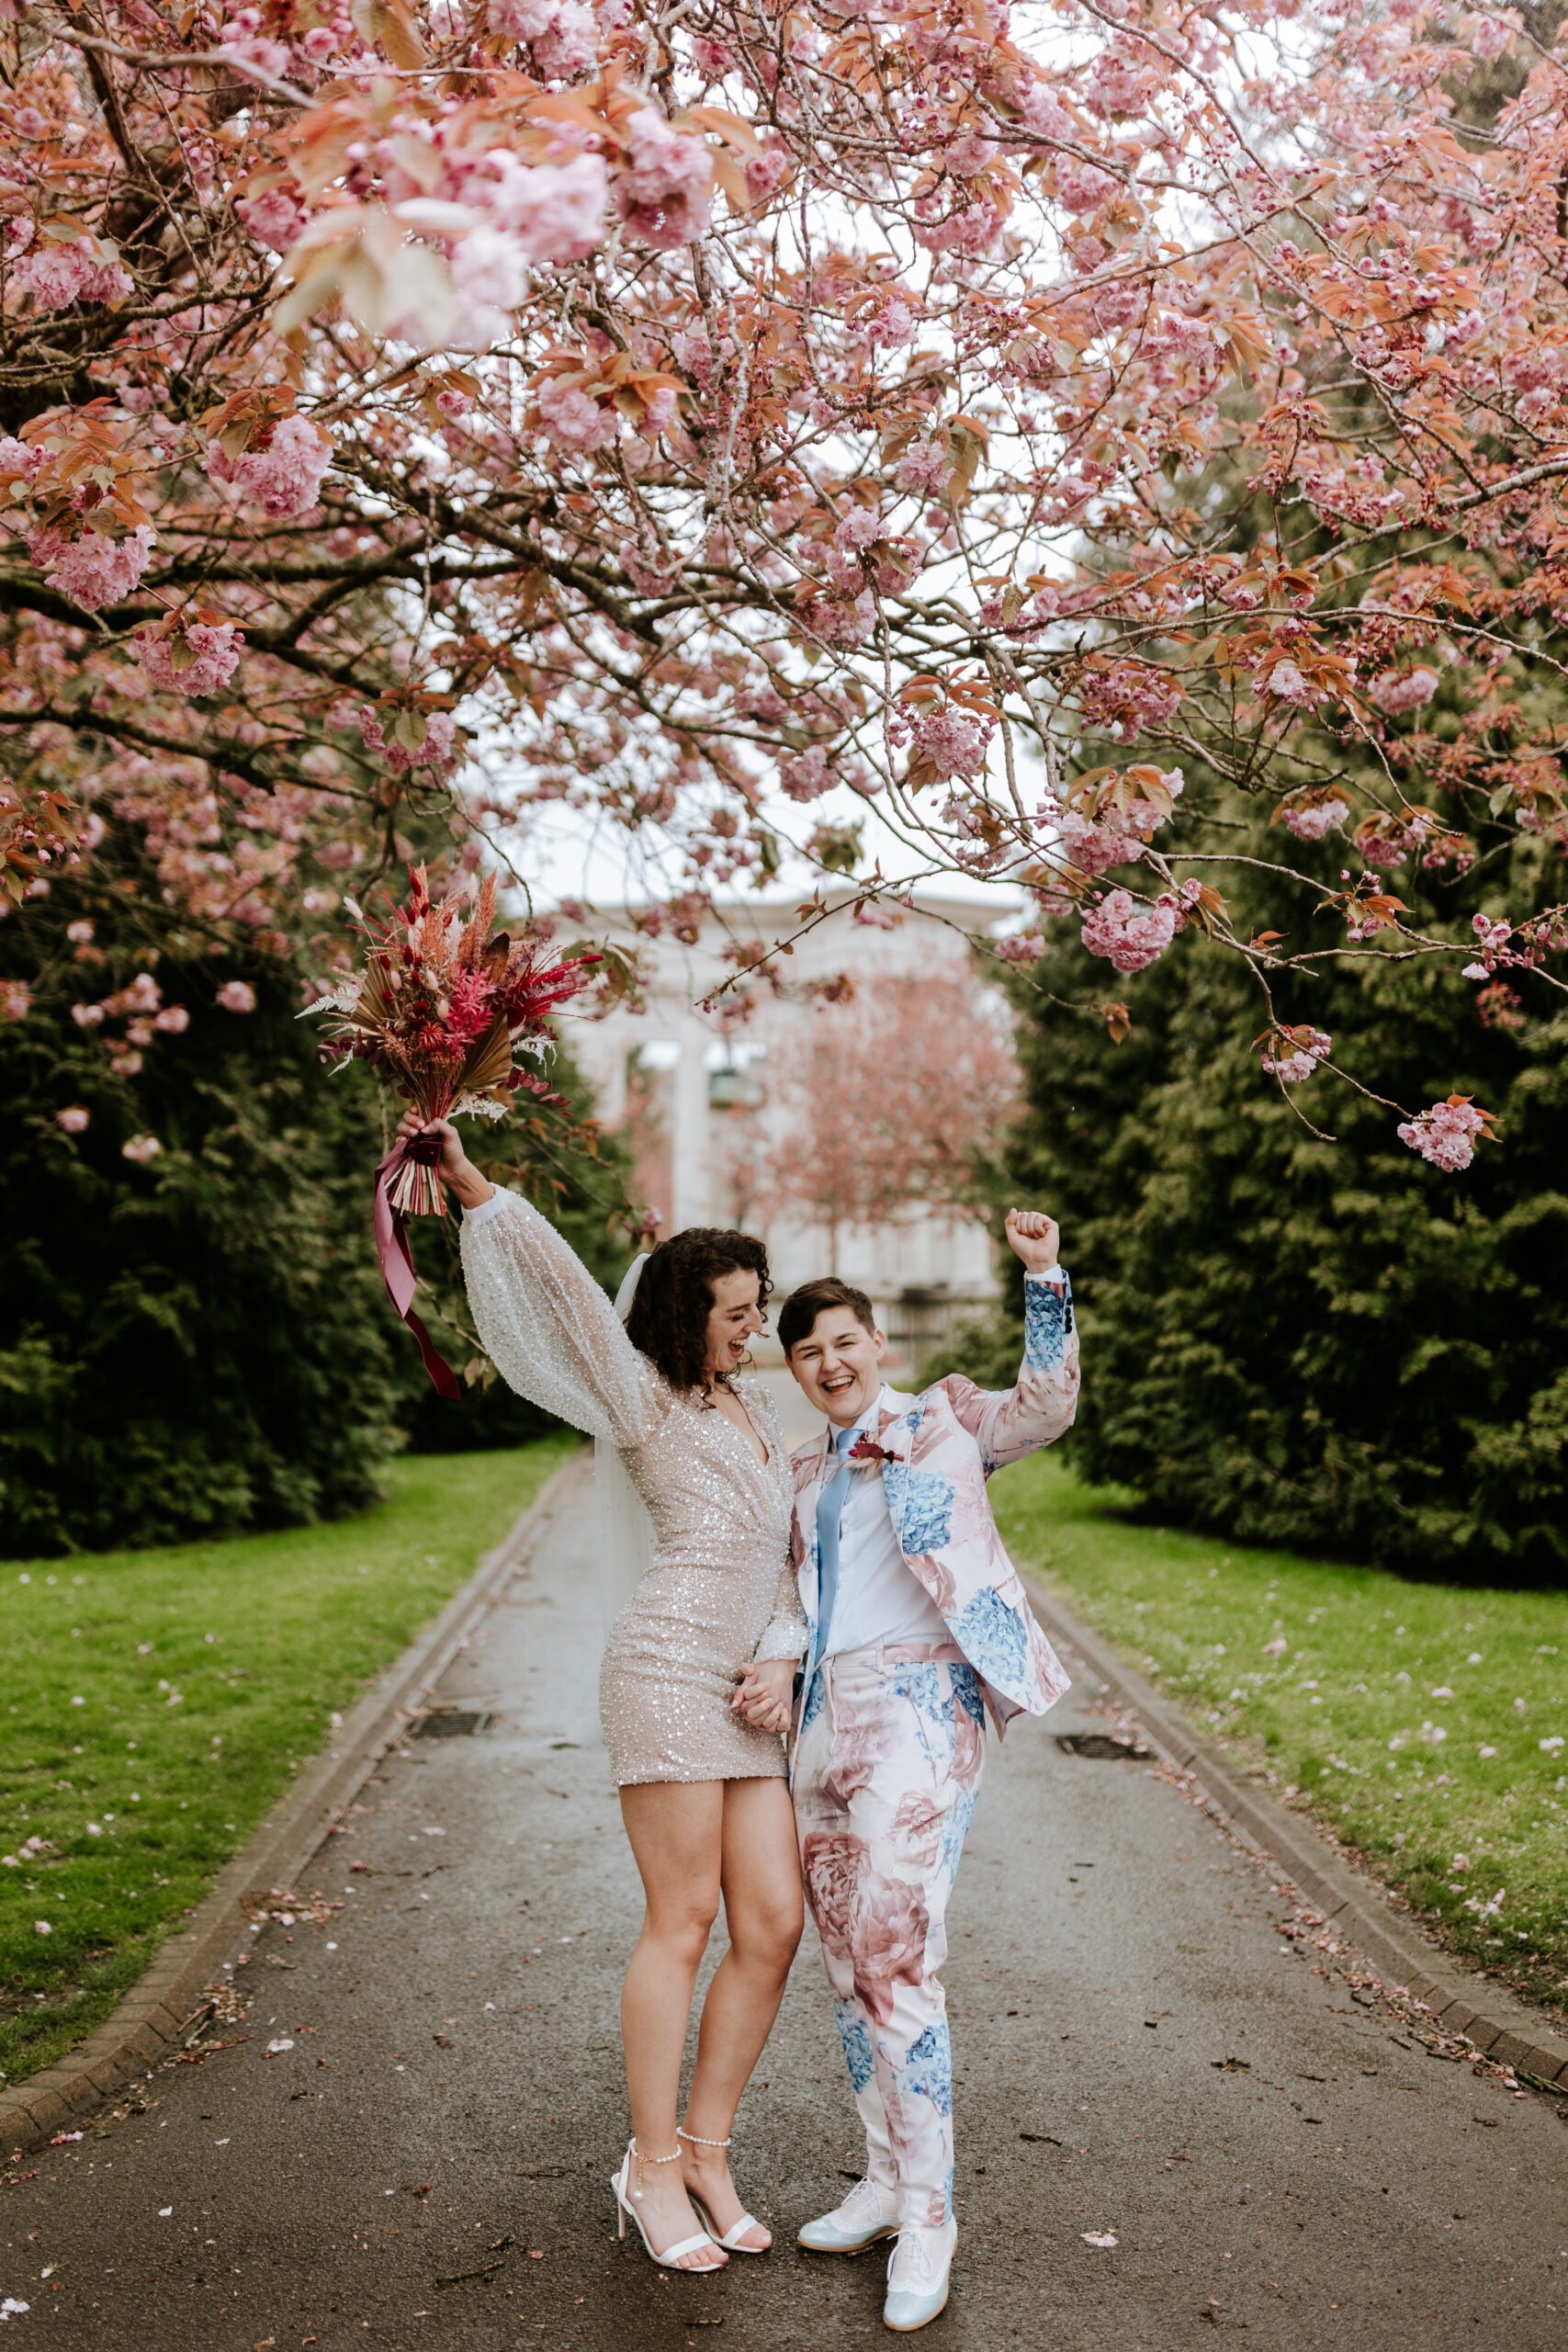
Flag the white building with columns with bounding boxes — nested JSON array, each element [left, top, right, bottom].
[[559, 889, 1011, 1365]]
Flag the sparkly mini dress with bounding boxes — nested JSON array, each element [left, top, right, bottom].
[[459, 1189, 807, 1787]]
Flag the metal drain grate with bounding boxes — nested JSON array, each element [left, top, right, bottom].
[[413, 1709, 494, 1738], [1055, 1731, 1149, 1760]]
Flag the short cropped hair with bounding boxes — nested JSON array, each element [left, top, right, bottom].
[[777, 1276, 877, 1359]]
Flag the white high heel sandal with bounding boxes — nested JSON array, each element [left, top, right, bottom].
[[611, 2138, 726, 2272], [678, 2124, 772, 2255]]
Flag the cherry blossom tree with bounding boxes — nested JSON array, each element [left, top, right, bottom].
[[728, 968, 1019, 1267], [1, 0, 1566, 1174]]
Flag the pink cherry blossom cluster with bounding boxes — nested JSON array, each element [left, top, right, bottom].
[[997, 931, 1046, 965], [205, 415, 332, 518], [1043, 768, 1184, 879], [615, 107, 713, 250], [235, 187, 310, 254], [70, 968, 188, 1074], [135, 620, 244, 699], [1080, 884, 1195, 974], [356, 707, 460, 779], [536, 375, 615, 454], [911, 708, 991, 781], [28, 525, 154, 614], [1260, 1026, 1331, 1083], [490, 0, 598, 77], [1461, 913, 1517, 978], [778, 745, 834, 803], [1370, 666, 1439, 716], [1280, 797, 1348, 842], [1077, 661, 1183, 740], [1258, 659, 1318, 707], [1397, 1097, 1488, 1173], [15, 235, 132, 311]]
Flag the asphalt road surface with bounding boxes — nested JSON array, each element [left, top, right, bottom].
[[6, 1451, 1564, 2351]]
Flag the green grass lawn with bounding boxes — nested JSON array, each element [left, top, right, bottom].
[[2, 1436, 574, 2089], [992, 1453, 1568, 2018]]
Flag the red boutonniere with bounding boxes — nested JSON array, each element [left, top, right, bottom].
[[848, 1436, 894, 1464]]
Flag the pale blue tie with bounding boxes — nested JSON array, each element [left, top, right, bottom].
[[813, 1423, 860, 1666]]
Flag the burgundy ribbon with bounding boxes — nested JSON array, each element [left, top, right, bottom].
[[373, 1133, 460, 1400]]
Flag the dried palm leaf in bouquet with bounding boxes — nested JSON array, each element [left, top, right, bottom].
[[302, 865, 598, 1391]]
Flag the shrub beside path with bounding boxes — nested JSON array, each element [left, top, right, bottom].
[[6, 1456, 1566, 2348]]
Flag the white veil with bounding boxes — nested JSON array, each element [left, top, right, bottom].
[[593, 1254, 656, 1637]]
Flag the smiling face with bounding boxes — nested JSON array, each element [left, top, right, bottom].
[[702, 1265, 766, 1383], [786, 1306, 886, 1429]]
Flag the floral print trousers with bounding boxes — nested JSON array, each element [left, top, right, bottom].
[[793, 1640, 986, 2229]]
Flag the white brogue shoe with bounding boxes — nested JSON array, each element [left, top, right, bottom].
[[883, 2217, 956, 2333], [796, 2176, 900, 2255]]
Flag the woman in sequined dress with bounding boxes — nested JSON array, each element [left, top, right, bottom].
[[399, 1113, 808, 2276]]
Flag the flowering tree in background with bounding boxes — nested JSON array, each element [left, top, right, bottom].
[[0, 0, 1565, 1177], [729, 969, 1019, 1266]]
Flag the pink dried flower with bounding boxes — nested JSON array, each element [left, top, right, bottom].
[[56, 1105, 91, 1134], [30, 525, 154, 614], [216, 979, 257, 1013], [0, 978, 30, 1020], [1397, 1095, 1490, 1173], [135, 619, 243, 698], [121, 1132, 164, 1163], [152, 1004, 190, 1034]]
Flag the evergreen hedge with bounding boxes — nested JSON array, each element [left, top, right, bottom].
[[980, 806, 1568, 1586]]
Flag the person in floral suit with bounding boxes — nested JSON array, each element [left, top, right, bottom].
[[734, 1209, 1077, 2331]]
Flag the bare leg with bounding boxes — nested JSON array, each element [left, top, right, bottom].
[[618, 1781, 728, 2272], [681, 1776, 804, 2250]]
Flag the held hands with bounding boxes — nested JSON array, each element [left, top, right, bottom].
[[731, 1657, 795, 1737], [394, 1111, 495, 1211], [1005, 1206, 1061, 1274]]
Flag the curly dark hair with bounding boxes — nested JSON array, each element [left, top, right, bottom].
[[622, 1227, 773, 1393]]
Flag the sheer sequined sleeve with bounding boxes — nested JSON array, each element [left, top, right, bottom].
[[457, 1188, 654, 1449], [753, 1553, 809, 1663], [745, 1377, 809, 1662]]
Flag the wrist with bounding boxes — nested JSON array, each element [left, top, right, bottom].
[[450, 1159, 495, 1210]]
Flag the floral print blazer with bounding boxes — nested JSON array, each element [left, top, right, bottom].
[[786, 1273, 1078, 1734]]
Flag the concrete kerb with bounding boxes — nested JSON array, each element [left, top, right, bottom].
[[1, 1453, 584, 2160], [1026, 1570, 1568, 2098]]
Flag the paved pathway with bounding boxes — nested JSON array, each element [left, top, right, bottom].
[[6, 1459, 1565, 2350]]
